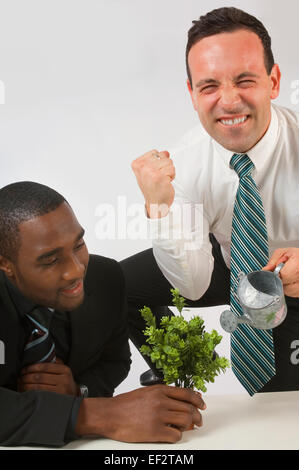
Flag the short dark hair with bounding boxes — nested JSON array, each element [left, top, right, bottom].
[[186, 7, 275, 87], [0, 181, 66, 261]]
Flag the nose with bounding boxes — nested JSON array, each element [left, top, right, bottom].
[[219, 84, 241, 109], [62, 254, 85, 281]]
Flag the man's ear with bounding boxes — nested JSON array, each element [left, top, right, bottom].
[[0, 255, 14, 278], [187, 79, 198, 112], [270, 64, 281, 100]]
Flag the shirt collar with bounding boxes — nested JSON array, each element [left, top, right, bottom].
[[212, 105, 279, 172]]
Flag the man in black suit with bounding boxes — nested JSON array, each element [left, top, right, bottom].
[[0, 181, 205, 447]]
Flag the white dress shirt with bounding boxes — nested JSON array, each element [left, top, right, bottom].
[[148, 104, 299, 301]]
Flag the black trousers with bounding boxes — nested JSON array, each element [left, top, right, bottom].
[[120, 235, 299, 392]]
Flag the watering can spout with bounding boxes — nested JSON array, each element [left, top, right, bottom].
[[220, 310, 252, 333]]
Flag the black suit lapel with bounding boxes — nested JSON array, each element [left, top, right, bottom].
[[67, 255, 115, 377], [68, 289, 97, 375]]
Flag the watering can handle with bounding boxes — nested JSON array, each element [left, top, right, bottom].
[[274, 262, 285, 277], [232, 271, 246, 299]]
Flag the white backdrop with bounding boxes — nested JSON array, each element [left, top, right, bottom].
[[0, 0, 298, 396]]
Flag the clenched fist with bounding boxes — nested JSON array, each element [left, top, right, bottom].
[[131, 149, 175, 219]]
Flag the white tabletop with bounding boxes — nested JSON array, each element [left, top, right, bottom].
[[3, 390, 298, 451]]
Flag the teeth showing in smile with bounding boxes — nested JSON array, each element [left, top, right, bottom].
[[220, 116, 248, 126]]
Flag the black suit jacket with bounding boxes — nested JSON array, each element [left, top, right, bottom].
[[0, 254, 131, 447]]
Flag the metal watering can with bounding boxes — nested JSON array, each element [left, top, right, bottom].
[[220, 263, 287, 333]]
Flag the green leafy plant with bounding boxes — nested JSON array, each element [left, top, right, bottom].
[[140, 288, 230, 392]]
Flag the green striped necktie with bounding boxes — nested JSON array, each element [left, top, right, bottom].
[[230, 153, 275, 395]]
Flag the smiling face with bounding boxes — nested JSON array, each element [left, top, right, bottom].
[[4, 202, 89, 311], [187, 29, 281, 152]]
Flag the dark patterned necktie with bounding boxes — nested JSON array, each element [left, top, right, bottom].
[[230, 153, 275, 395], [22, 306, 56, 367]]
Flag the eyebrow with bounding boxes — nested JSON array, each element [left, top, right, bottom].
[[195, 78, 220, 88], [195, 72, 260, 88], [236, 72, 260, 80], [36, 228, 85, 262]]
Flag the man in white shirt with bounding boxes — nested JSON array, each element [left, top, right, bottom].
[[120, 7, 299, 392]]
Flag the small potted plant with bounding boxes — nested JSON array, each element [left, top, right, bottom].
[[140, 288, 229, 400]]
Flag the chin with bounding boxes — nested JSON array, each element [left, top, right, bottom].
[[58, 292, 85, 312]]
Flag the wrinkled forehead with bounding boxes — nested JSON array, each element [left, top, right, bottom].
[[188, 30, 267, 80]]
